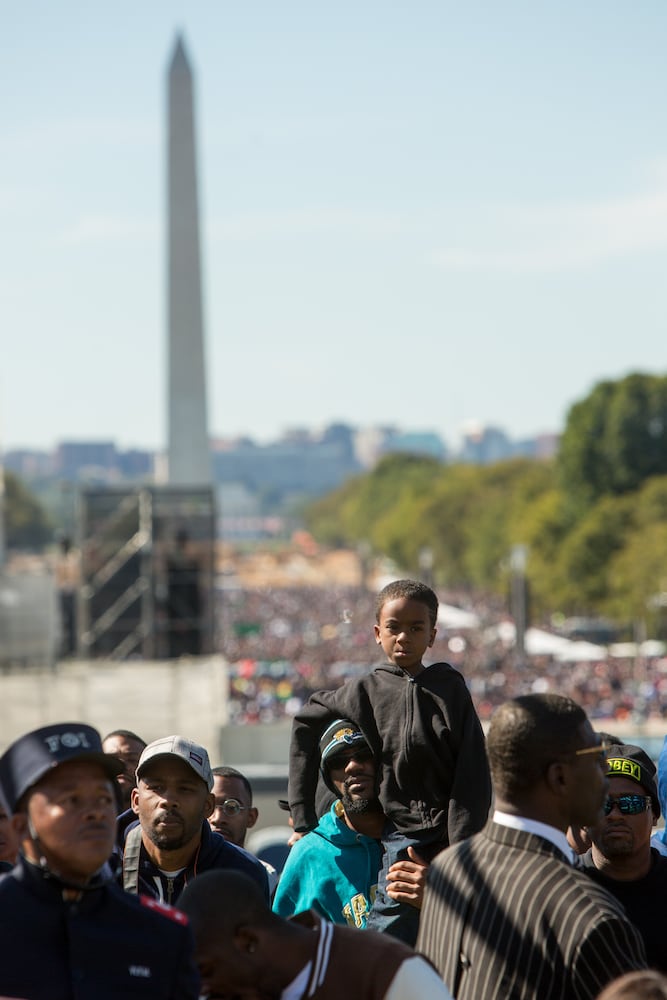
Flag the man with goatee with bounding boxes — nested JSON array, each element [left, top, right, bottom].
[[273, 720, 427, 927], [121, 734, 268, 904]]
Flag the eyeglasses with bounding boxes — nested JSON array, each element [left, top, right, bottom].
[[216, 798, 249, 817], [603, 794, 652, 817]]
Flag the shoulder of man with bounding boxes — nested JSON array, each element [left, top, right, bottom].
[[566, 846, 646, 915]]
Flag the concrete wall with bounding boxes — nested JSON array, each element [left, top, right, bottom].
[[0, 656, 229, 756], [0, 657, 295, 836], [219, 722, 291, 765]]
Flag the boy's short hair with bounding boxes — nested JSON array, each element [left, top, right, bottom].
[[375, 579, 438, 629]]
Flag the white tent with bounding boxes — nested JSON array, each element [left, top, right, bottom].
[[483, 622, 607, 661], [608, 642, 638, 658], [609, 639, 667, 658], [555, 639, 607, 662], [525, 628, 574, 657], [640, 639, 667, 657], [437, 604, 480, 630]]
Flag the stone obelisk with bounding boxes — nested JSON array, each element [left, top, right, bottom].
[[167, 35, 211, 485]]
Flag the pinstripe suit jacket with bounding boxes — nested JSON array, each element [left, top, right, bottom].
[[416, 821, 647, 1000]]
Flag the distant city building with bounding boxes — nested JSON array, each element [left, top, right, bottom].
[[56, 441, 118, 479], [531, 433, 559, 460], [53, 442, 154, 483], [116, 449, 155, 479], [383, 430, 447, 462], [353, 426, 394, 468], [353, 426, 446, 468], [211, 424, 362, 500], [459, 424, 512, 464], [5, 444, 154, 485], [3, 450, 54, 478], [457, 424, 558, 465]]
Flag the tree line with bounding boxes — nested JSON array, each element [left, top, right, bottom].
[[304, 373, 667, 636]]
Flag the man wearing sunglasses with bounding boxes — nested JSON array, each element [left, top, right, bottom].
[[583, 743, 667, 972]]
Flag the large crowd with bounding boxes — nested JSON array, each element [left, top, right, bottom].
[[1, 577, 667, 999], [219, 584, 667, 725]]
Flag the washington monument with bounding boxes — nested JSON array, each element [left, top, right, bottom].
[[167, 35, 211, 486]]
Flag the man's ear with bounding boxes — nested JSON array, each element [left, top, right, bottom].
[[246, 807, 259, 831], [428, 626, 437, 648], [130, 787, 140, 815], [203, 792, 215, 820], [544, 760, 569, 796]]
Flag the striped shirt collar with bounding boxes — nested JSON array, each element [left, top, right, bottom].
[[493, 810, 574, 864]]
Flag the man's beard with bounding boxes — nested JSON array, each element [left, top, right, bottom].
[[148, 814, 189, 851], [597, 830, 635, 858], [341, 792, 383, 817]]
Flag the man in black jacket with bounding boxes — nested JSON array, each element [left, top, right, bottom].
[[417, 694, 647, 1000], [0, 722, 200, 1000], [582, 743, 667, 973], [123, 734, 268, 903]]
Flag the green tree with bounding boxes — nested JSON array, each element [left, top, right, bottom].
[[604, 475, 667, 628], [555, 493, 635, 611], [515, 487, 571, 615], [3, 470, 53, 550], [559, 373, 667, 509], [304, 454, 441, 550]]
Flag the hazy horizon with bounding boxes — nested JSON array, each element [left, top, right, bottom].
[[3, 3, 666, 452]]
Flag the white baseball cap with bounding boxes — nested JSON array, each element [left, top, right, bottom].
[[136, 735, 214, 791]]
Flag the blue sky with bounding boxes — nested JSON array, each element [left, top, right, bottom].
[[3, 2, 666, 452]]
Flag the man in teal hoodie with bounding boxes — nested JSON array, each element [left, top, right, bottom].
[[273, 720, 427, 928]]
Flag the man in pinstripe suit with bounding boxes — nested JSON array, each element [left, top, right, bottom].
[[416, 694, 647, 1000]]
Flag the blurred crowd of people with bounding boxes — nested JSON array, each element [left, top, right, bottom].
[[219, 585, 667, 726]]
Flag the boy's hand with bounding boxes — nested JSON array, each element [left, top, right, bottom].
[[385, 846, 429, 909], [287, 830, 306, 847]]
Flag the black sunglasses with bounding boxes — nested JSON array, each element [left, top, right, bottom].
[[603, 794, 651, 817]]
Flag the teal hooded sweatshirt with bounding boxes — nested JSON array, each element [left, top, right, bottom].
[[272, 801, 382, 928]]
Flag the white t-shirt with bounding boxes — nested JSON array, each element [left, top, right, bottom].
[[279, 929, 453, 1000], [384, 956, 454, 1000]]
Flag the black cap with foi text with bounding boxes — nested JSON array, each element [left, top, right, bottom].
[[0, 722, 123, 813]]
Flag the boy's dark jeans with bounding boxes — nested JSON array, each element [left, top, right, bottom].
[[365, 825, 438, 945]]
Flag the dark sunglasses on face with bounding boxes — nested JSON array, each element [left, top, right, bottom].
[[603, 794, 652, 817], [216, 798, 248, 817]]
